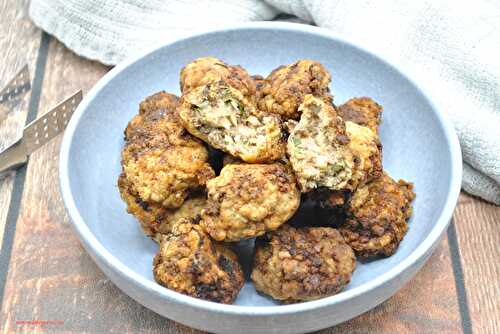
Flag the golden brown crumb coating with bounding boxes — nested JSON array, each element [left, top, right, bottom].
[[200, 164, 300, 242], [180, 57, 256, 102], [345, 121, 383, 189], [251, 225, 356, 302], [118, 173, 207, 242], [153, 222, 244, 303], [258, 60, 332, 120], [340, 173, 415, 259], [121, 92, 214, 208], [338, 97, 382, 134], [287, 95, 354, 192], [178, 81, 285, 163]]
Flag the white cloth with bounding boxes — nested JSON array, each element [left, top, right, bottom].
[[29, 0, 500, 204]]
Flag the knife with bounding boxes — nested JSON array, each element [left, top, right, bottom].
[[0, 90, 82, 175]]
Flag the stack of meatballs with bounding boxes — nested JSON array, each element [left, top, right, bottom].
[[118, 57, 416, 304]]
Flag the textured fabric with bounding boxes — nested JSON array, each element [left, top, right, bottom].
[[29, 0, 278, 65], [29, 0, 500, 204]]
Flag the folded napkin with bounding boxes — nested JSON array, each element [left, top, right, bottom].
[[29, 0, 500, 204]]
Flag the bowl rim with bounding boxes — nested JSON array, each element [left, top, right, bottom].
[[59, 21, 462, 317]]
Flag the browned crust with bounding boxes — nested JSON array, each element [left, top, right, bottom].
[[120, 91, 214, 208], [200, 164, 300, 241], [180, 57, 256, 103], [338, 97, 382, 134], [178, 81, 286, 163], [153, 222, 244, 304], [118, 173, 207, 242], [345, 121, 383, 190], [340, 172, 416, 259], [251, 225, 356, 302], [258, 60, 332, 120]]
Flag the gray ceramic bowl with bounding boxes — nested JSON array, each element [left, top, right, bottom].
[[59, 22, 462, 333]]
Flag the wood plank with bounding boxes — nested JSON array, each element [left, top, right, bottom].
[[0, 174, 15, 250], [0, 0, 40, 250], [322, 235, 462, 334], [453, 193, 500, 334]]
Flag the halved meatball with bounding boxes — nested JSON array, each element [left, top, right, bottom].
[[178, 81, 285, 163], [287, 95, 354, 192]]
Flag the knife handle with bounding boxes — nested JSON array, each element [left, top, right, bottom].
[[0, 140, 28, 175]]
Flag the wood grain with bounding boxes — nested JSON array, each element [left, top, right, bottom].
[[322, 236, 462, 334], [0, 172, 15, 250], [0, 0, 41, 250], [453, 193, 500, 334]]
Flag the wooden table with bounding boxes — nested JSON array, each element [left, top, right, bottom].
[[1, 2, 498, 333]]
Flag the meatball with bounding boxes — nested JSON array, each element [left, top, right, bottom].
[[345, 121, 383, 189], [258, 60, 332, 120], [251, 225, 356, 302], [153, 222, 244, 303], [340, 173, 416, 259], [200, 164, 300, 242], [287, 95, 354, 192], [338, 97, 382, 134], [120, 91, 214, 208], [180, 57, 256, 102], [118, 173, 207, 242], [178, 81, 285, 163]]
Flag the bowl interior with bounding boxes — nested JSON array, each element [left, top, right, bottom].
[[66, 26, 454, 307]]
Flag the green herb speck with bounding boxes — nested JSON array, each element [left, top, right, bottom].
[[330, 163, 343, 174], [291, 137, 302, 146], [237, 104, 246, 115]]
